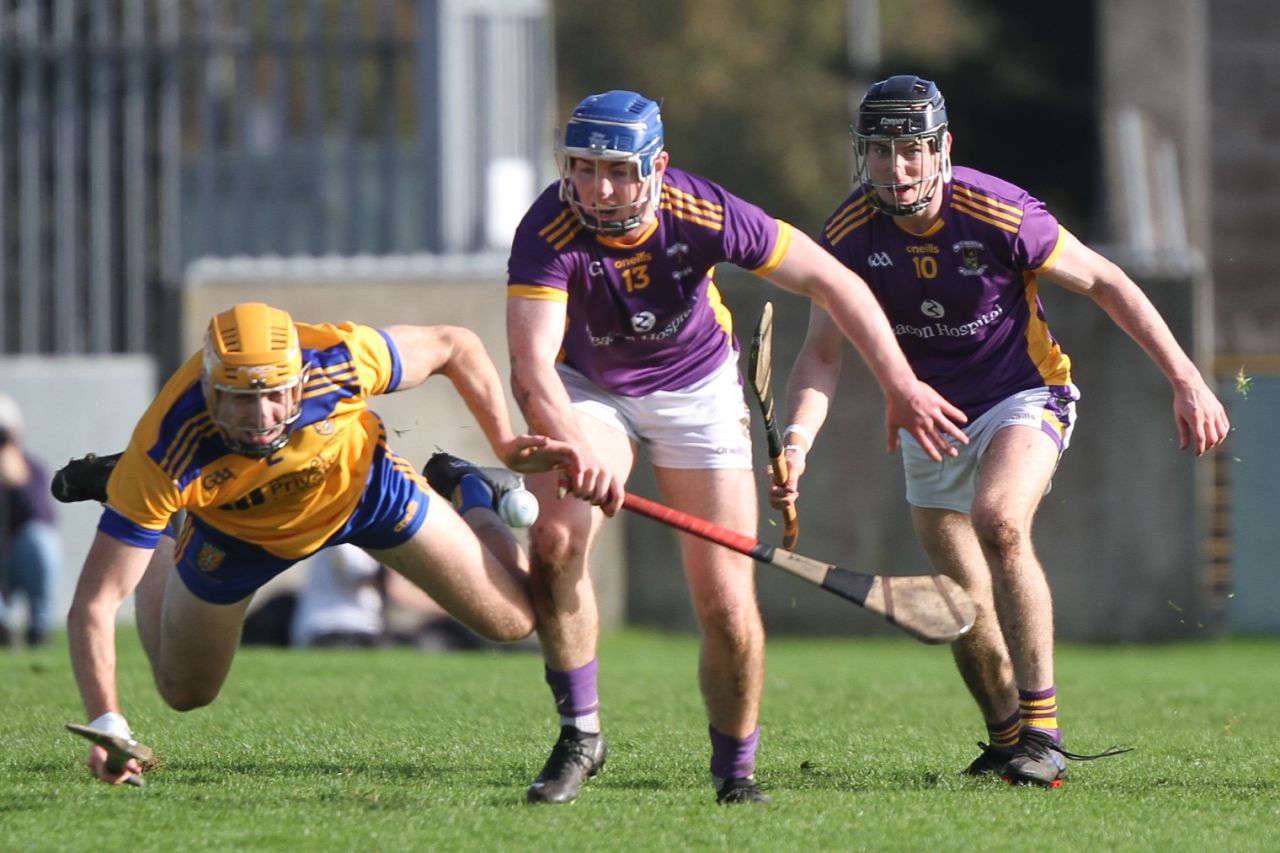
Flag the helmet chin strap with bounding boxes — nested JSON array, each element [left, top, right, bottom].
[[571, 171, 659, 235], [577, 207, 643, 236], [220, 427, 289, 459]]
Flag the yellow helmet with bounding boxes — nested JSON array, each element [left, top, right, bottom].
[[201, 303, 309, 458]]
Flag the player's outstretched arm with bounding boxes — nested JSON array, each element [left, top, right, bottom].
[[384, 323, 522, 450], [507, 298, 625, 514], [66, 531, 156, 784], [764, 230, 968, 460], [384, 323, 596, 500], [1041, 230, 1231, 456]]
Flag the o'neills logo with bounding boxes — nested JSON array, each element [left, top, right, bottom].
[[613, 252, 652, 270], [394, 499, 420, 533]]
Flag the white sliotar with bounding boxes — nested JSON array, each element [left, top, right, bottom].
[[498, 488, 539, 527]]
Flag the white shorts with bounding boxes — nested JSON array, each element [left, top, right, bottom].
[[901, 384, 1080, 513], [557, 352, 753, 470]]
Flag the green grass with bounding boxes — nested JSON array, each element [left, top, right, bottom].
[[2, 631, 1278, 851]]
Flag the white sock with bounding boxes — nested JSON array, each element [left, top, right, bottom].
[[561, 712, 601, 734]]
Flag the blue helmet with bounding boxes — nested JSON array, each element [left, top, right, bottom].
[[557, 90, 665, 235], [852, 75, 952, 216]]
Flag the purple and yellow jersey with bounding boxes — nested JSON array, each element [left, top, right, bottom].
[[507, 166, 792, 396], [100, 321, 417, 559], [820, 165, 1071, 420]]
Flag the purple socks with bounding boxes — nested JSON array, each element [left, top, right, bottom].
[[709, 725, 759, 781]]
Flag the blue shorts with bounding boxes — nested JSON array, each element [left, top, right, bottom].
[[174, 444, 432, 604]]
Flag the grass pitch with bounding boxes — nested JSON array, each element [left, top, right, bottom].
[[2, 630, 1277, 851]]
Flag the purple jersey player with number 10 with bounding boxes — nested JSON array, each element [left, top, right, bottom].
[[506, 89, 968, 806], [777, 75, 1229, 788]]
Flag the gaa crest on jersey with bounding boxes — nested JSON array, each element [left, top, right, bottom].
[[953, 240, 987, 276], [196, 542, 226, 573], [631, 311, 657, 333], [313, 419, 335, 437]]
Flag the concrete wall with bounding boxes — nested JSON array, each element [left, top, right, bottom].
[[1210, 0, 1280, 355], [1093, 0, 1280, 635], [2, 272, 630, 634], [1098, 0, 1211, 261]]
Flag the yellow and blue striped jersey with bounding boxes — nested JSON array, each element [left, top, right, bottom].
[[101, 321, 405, 559]]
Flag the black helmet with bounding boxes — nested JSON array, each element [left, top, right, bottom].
[[852, 75, 951, 216]]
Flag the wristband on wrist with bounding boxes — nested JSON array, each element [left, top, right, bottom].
[[783, 423, 815, 450], [783, 444, 807, 454]]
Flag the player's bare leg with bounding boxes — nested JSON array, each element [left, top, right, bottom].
[[372, 494, 536, 643], [912, 506, 1018, 774], [971, 427, 1059, 691], [970, 425, 1067, 785], [523, 413, 635, 804], [133, 534, 176, 668], [655, 465, 768, 804], [138, 543, 254, 712]]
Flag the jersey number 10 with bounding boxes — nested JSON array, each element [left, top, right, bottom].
[[911, 256, 939, 279]]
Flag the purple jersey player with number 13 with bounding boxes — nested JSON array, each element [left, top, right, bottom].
[[506, 89, 968, 805], [776, 75, 1229, 787]]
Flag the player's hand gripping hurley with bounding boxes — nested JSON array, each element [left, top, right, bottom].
[[65, 723, 154, 787], [748, 302, 799, 548], [622, 493, 974, 644]]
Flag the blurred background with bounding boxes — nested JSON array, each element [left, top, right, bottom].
[[1, 0, 1276, 643]]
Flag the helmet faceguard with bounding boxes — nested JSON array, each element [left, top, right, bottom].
[[852, 75, 952, 216], [201, 303, 309, 459], [556, 90, 665, 235]]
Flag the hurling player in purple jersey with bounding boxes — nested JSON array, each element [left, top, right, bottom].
[[507, 90, 968, 806], [775, 76, 1229, 787]]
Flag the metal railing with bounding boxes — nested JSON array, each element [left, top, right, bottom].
[[0, 0, 553, 356]]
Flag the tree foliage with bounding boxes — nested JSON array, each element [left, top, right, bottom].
[[554, 0, 1098, 235]]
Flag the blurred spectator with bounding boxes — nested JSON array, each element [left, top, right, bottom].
[[382, 564, 504, 653], [290, 543, 386, 648], [241, 542, 520, 652], [0, 393, 60, 647]]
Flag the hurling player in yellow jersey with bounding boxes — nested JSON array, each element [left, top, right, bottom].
[[63, 302, 588, 786]]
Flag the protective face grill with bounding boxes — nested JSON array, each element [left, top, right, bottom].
[[556, 90, 664, 235], [201, 303, 308, 459], [852, 75, 952, 216]]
